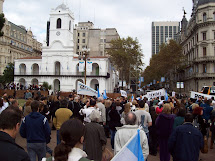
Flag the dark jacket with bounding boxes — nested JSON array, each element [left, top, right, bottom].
[[0, 131, 30, 161], [109, 109, 122, 130], [200, 103, 213, 121], [168, 123, 203, 161], [20, 112, 51, 143], [155, 113, 175, 138]]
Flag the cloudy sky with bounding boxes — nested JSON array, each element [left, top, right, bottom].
[[3, 0, 193, 68]]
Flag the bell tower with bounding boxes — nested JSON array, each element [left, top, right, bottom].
[[0, 0, 4, 14], [48, 3, 74, 48]]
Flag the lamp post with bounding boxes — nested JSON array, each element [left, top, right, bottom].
[[78, 47, 90, 85]]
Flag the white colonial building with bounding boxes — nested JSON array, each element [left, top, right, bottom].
[[14, 4, 118, 93]]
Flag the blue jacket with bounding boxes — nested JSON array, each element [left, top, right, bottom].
[[20, 112, 51, 143], [168, 123, 203, 161], [200, 103, 213, 121]]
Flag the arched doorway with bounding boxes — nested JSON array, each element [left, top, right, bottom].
[[76, 79, 84, 91], [55, 61, 61, 75], [54, 79, 60, 91], [92, 63, 99, 76], [31, 78, 38, 85], [19, 64, 26, 75], [90, 79, 99, 90], [19, 78, 26, 85], [32, 63, 39, 75]]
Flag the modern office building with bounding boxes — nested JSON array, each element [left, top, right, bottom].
[[0, 0, 42, 75], [152, 21, 180, 55], [178, 0, 215, 92]]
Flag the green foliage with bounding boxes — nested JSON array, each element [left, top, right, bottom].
[[0, 63, 14, 84], [143, 40, 183, 84], [0, 13, 5, 37], [106, 36, 144, 83], [43, 82, 52, 90]]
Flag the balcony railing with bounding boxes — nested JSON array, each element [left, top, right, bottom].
[[14, 72, 110, 78], [184, 73, 215, 80], [193, 56, 215, 63]]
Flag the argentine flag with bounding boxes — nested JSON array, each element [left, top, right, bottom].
[[97, 87, 100, 98], [103, 89, 107, 99], [165, 90, 168, 101], [131, 94, 134, 102], [111, 130, 144, 161]]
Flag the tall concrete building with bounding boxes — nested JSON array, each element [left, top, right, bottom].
[[152, 21, 180, 55], [73, 21, 119, 57], [0, 0, 42, 75], [178, 0, 215, 92]]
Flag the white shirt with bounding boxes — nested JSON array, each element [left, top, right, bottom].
[[42, 147, 87, 161], [79, 107, 96, 123]]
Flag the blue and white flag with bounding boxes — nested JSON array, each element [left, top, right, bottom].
[[97, 87, 100, 98], [131, 94, 134, 102], [112, 130, 144, 161], [165, 90, 168, 101], [103, 89, 107, 99]]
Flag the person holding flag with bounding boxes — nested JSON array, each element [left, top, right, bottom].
[[114, 112, 149, 160]]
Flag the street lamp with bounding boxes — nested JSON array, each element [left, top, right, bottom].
[[78, 47, 90, 85]]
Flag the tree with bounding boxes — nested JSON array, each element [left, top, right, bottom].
[[0, 13, 5, 37], [143, 40, 183, 85], [42, 82, 52, 90], [0, 63, 14, 84], [106, 37, 144, 86]]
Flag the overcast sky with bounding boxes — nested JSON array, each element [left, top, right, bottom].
[[3, 0, 193, 68]]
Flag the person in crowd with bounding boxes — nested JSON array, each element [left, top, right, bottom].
[[168, 113, 203, 161], [8, 99, 19, 110], [8, 95, 15, 105], [73, 96, 83, 120], [115, 99, 123, 115], [201, 99, 213, 122], [50, 95, 60, 130], [68, 94, 74, 111], [153, 97, 159, 106], [25, 90, 32, 100], [84, 109, 107, 161], [180, 98, 186, 110], [193, 106, 207, 137], [0, 108, 30, 161], [41, 97, 51, 121], [135, 100, 152, 138], [131, 100, 138, 112], [53, 99, 73, 145], [2, 96, 9, 110], [155, 103, 175, 161], [114, 112, 149, 160], [210, 110, 215, 149], [158, 96, 165, 106], [20, 100, 51, 161], [173, 108, 186, 129], [96, 97, 106, 125], [23, 100, 32, 116], [103, 99, 112, 138], [0, 98, 5, 114], [121, 102, 131, 125], [149, 106, 158, 156], [44, 119, 90, 161], [79, 99, 98, 123], [109, 102, 122, 150]]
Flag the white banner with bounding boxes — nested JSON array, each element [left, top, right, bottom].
[[190, 91, 213, 99], [79, 61, 85, 72], [77, 81, 97, 96], [146, 88, 166, 99], [87, 61, 92, 72], [120, 90, 127, 97]]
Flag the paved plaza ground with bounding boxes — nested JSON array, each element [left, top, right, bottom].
[[15, 125, 215, 161]]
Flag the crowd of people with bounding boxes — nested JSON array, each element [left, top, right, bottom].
[[0, 91, 215, 161], [3, 82, 46, 91]]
